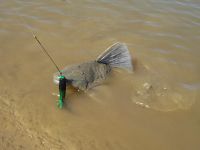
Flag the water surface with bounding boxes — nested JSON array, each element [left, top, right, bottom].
[[0, 0, 200, 150]]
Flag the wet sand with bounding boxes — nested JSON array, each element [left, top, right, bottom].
[[0, 0, 200, 150]]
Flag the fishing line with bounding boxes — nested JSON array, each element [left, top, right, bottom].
[[33, 34, 62, 74], [18, 15, 62, 74], [17, 13, 66, 108]]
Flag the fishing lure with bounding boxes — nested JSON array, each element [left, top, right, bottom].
[[53, 42, 133, 108]]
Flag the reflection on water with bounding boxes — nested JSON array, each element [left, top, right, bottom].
[[0, 0, 200, 150]]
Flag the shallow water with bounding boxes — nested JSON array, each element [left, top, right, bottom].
[[0, 0, 200, 149]]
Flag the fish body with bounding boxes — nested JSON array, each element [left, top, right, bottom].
[[54, 43, 133, 91], [54, 61, 111, 90]]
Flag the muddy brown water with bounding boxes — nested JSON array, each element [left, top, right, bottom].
[[0, 0, 200, 150]]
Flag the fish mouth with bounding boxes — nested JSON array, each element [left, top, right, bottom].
[[53, 72, 60, 85]]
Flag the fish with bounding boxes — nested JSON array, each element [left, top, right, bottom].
[[53, 42, 133, 91]]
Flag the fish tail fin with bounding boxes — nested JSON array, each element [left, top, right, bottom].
[[96, 42, 133, 71]]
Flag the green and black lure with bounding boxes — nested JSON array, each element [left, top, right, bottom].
[[58, 75, 67, 108]]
